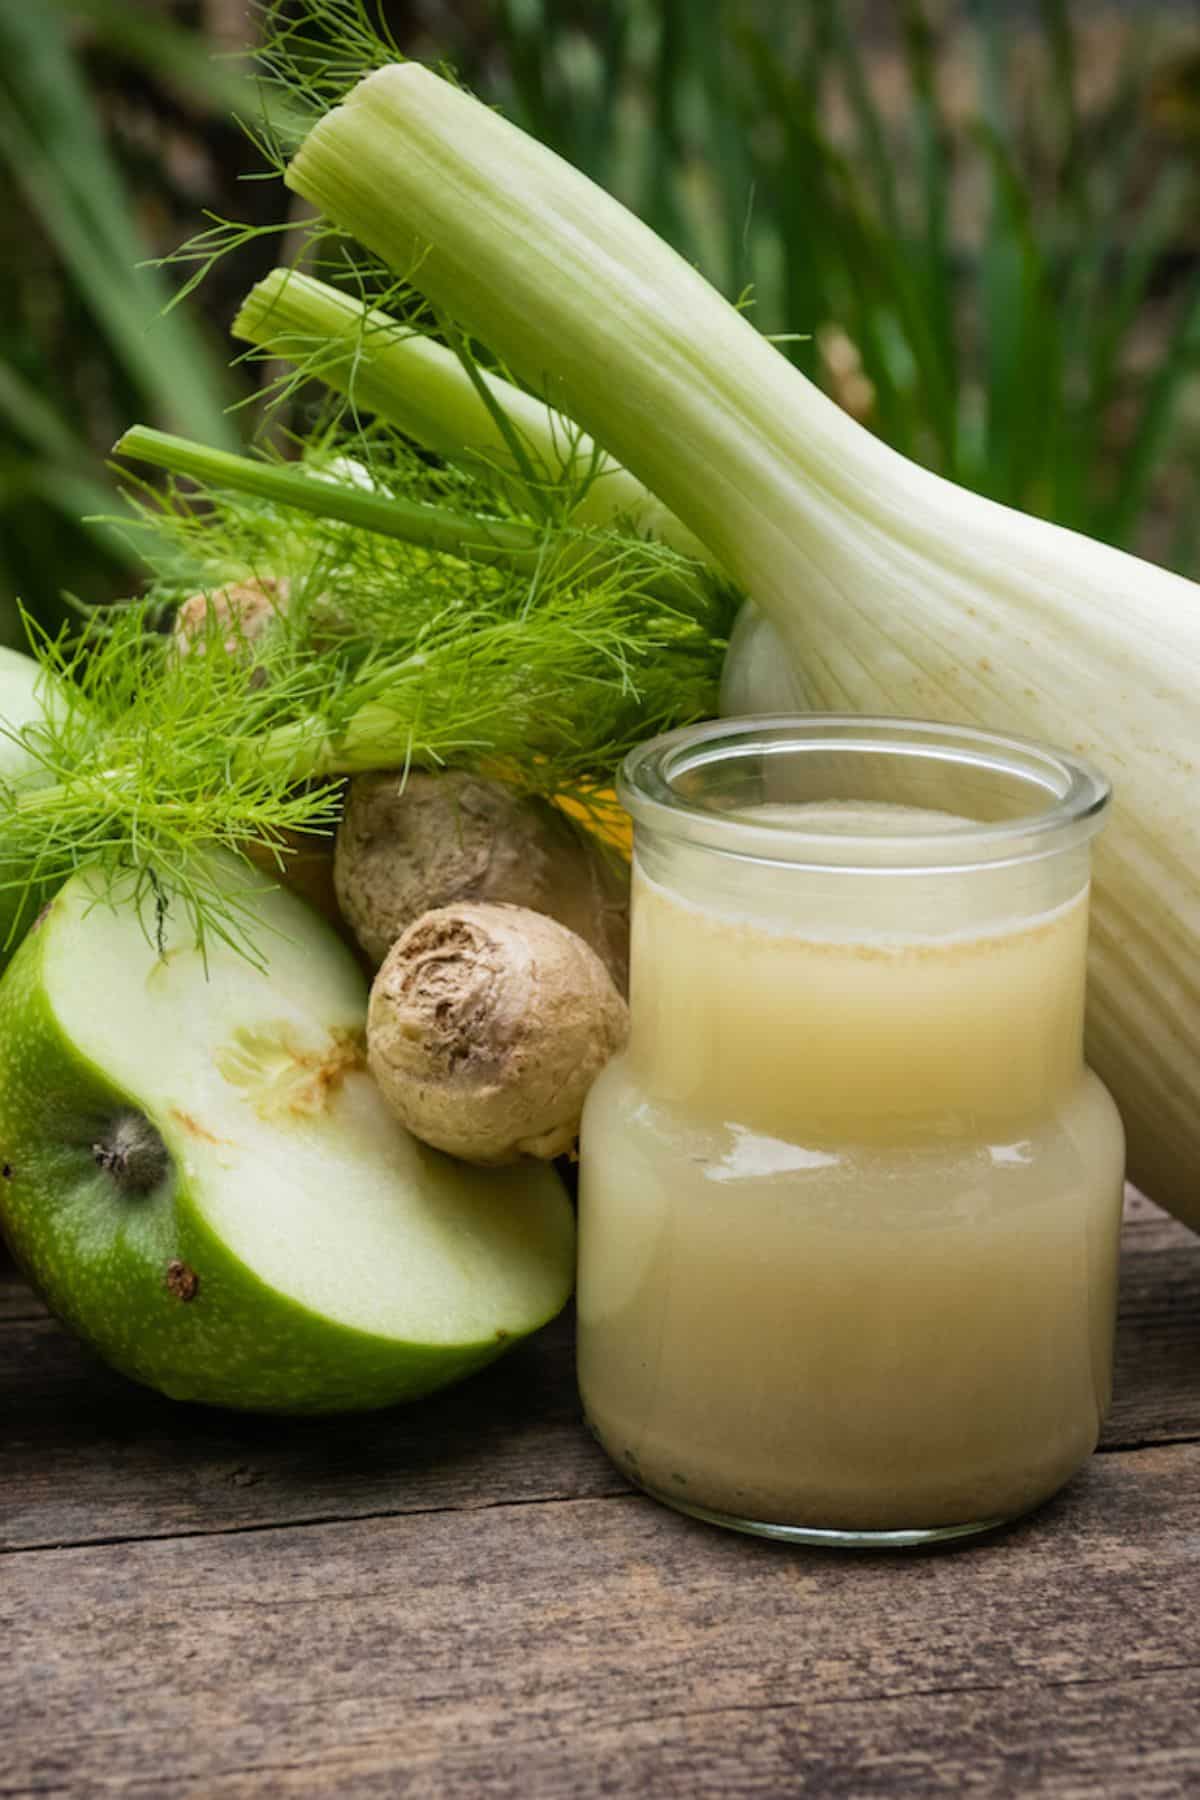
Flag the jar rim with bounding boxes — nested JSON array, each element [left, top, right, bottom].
[[618, 716, 1111, 872]]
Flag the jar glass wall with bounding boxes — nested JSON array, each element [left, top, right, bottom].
[[576, 717, 1125, 1547]]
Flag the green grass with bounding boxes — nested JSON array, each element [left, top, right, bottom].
[[440, 0, 1200, 568], [0, 2, 247, 637], [1, 0, 1198, 641]]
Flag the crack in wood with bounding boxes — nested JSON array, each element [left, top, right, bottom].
[[606, 1658, 1200, 1737], [1097, 1432, 1200, 1454], [0, 1484, 640, 1559]]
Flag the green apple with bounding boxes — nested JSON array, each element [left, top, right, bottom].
[[0, 646, 61, 962], [0, 854, 575, 1411]]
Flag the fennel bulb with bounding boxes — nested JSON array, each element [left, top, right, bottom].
[[288, 63, 1200, 1230]]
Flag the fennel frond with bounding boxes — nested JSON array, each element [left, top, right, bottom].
[[8, 427, 733, 961]]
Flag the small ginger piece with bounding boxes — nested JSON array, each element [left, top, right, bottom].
[[367, 901, 629, 1164], [334, 770, 629, 986], [173, 577, 289, 660]]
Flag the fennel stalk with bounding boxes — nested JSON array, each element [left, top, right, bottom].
[[232, 268, 704, 556]]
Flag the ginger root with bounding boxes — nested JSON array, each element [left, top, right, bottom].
[[335, 770, 629, 985], [173, 577, 289, 660], [367, 901, 629, 1164]]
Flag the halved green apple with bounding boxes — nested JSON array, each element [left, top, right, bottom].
[[0, 855, 574, 1411]]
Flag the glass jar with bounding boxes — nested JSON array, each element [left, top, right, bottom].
[[577, 717, 1125, 1547]]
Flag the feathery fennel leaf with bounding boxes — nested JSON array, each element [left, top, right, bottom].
[[6, 419, 733, 959]]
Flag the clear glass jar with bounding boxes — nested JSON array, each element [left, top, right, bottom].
[[577, 717, 1125, 1547]]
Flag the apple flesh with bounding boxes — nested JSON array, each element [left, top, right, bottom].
[[0, 647, 60, 963], [0, 856, 575, 1411]]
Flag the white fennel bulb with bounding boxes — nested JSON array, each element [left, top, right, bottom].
[[288, 63, 1200, 1229]]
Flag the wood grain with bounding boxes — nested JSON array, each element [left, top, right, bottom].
[[3, 1192, 1196, 1554], [0, 1307, 628, 1553], [1106, 1193, 1200, 1449], [0, 1270, 45, 1323], [2, 1446, 1198, 1797], [3, 1190, 1197, 1797]]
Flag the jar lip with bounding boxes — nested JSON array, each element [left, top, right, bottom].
[[618, 716, 1111, 871]]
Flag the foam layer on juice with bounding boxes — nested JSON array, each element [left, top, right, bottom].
[[735, 798, 979, 833], [649, 798, 1080, 945], [627, 855, 1090, 1141]]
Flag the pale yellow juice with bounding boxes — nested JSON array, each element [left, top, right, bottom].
[[578, 807, 1125, 1533]]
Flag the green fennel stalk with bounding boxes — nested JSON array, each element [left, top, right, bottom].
[[231, 268, 707, 556], [115, 425, 551, 571]]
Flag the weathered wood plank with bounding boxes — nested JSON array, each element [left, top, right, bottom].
[[1106, 1195, 1200, 1450], [0, 1308, 626, 1553], [2, 1191, 1197, 1553], [68, 1678, 1197, 1800], [2, 1445, 1198, 1798], [1122, 1185, 1197, 1245], [0, 1270, 45, 1323]]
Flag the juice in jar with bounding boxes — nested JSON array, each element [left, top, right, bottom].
[[577, 723, 1125, 1545]]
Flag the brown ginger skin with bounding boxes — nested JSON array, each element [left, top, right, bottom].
[[367, 901, 629, 1164], [334, 770, 629, 986], [173, 577, 290, 661]]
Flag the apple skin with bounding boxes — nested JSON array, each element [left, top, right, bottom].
[[0, 883, 576, 1414]]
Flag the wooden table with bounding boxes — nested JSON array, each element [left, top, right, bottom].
[[3, 1189, 1198, 1797]]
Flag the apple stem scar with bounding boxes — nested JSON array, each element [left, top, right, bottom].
[[91, 1113, 169, 1196]]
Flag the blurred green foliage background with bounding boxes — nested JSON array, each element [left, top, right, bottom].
[[2, 0, 1199, 639]]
